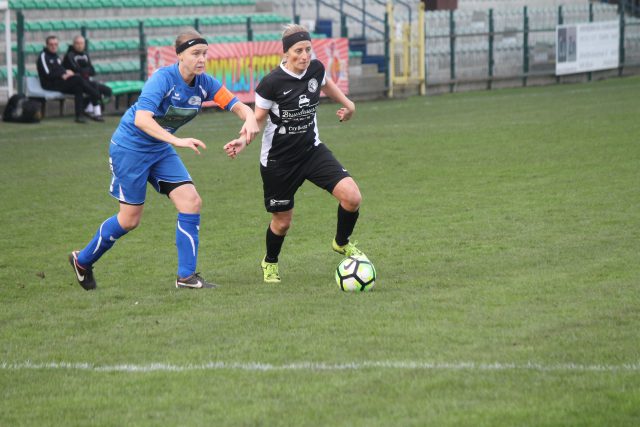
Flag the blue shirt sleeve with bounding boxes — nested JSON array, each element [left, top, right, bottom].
[[136, 69, 172, 115]]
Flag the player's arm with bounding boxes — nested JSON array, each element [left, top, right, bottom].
[[224, 94, 270, 159], [255, 106, 269, 128], [134, 110, 206, 154], [230, 101, 260, 144], [321, 78, 355, 122], [223, 105, 269, 159]]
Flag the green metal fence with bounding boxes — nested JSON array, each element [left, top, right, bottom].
[[424, 3, 640, 92], [9, 10, 284, 95]]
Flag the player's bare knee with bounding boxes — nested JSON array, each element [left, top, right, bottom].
[[120, 216, 141, 231], [342, 190, 362, 212], [273, 220, 291, 235], [190, 193, 202, 212], [271, 215, 292, 235], [173, 191, 201, 213]]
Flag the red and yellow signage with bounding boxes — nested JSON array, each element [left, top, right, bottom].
[[147, 38, 349, 104]]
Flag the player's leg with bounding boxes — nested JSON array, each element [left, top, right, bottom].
[[77, 203, 141, 267], [267, 209, 293, 259], [260, 163, 302, 283], [69, 143, 149, 290], [70, 202, 139, 291], [152, 150, 214, 289], [261, 210, 293, 283], [305, 144, 365, 258], [331, 177, 363, 255], [168, 184, 215, 289]]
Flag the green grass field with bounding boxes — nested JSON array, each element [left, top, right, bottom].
[[1, 76, 639, 426]]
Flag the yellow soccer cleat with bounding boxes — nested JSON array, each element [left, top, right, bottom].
[[332, 239, 366, 259], [261, 258, 281, 283]]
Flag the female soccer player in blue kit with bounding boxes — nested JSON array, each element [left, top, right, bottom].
[[69, 29, 259, 290]]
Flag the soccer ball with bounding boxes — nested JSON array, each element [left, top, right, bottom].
[[335, 255, 376, 292]]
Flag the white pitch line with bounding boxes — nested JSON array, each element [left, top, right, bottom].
[[1, 361, 640, 373]]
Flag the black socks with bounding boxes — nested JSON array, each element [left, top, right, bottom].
[[265, 225, 285, 263], [335, 204, 359, 247]]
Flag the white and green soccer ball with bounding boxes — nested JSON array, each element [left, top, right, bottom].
[[335, 255, 376, 292]]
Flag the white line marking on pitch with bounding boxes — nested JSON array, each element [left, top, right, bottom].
[[1, 361, 639, 373]]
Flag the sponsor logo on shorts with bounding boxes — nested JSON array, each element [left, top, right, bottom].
[[270, 199, 290, 207]]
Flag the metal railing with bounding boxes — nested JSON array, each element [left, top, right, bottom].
[[425, 4, 640, 92], [10, 11, 262, 95]]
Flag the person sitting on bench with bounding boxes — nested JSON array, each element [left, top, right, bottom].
[[63, 35, 112, 121], [36, 35, 103, 123]]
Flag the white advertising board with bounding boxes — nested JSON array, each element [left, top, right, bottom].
[[556, 21, 619, 76]]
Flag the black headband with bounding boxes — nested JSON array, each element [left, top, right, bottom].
[[282, 31, 311, 52], [176, 38, 208, 54]]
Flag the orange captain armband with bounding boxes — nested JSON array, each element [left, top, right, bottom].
[[213, 86, 236, 110]]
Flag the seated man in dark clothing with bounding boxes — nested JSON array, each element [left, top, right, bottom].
[[36, 35, 103, 123], [63, 35, 112, 120]]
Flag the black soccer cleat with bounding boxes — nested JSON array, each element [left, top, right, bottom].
[[175, 273, 218, 289], [68, 251, 97, 290]]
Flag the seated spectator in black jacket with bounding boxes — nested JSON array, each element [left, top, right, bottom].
[[63, 35, 112, 120], [36, 35, 103, 123]]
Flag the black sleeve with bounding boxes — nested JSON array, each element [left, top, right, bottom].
[[255, 74, 273, 102], [313, 59, 325, 73], [62, 52, 75, 72], [36, 52, 46, 79], [86, 54, 96, 77], [313, 60, 326, 82], [37, 51, 65, 83]]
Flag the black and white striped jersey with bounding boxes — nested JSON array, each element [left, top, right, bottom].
[[255, 59, 326, 167]]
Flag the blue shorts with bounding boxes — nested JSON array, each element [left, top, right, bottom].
[[108, 141, 192, 205]]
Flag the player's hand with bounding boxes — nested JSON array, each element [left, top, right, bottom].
[[223, 137, 247, 159], [337, 105, 355, 122], [62, 70, 74, 80], [172, 137, 207, 154], [240, 117, 260, 144]]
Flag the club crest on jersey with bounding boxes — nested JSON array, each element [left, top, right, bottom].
[[298, 94, 310, 108], [188, 96, 201, 106], [308, 78, 318, 93]]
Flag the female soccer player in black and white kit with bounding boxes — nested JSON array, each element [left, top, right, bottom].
[[225, 24, 366, 283]]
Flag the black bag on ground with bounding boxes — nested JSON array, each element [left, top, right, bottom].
[[3, 94, 42, 123]]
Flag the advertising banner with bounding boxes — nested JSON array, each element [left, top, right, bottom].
[[556, 21, 619, 76], [147, 38, 349, 104]]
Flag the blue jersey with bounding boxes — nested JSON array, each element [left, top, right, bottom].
[[111, 63, 239, 152]]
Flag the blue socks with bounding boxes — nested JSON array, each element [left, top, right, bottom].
[[76, 212, 200, 278], [77, 215, 128, 267], [176, 212, 200, 279]]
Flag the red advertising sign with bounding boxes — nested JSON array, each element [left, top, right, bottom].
[[147, 38, 349, 104]]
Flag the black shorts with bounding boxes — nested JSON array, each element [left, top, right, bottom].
[[260, 143, 351, 212]]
